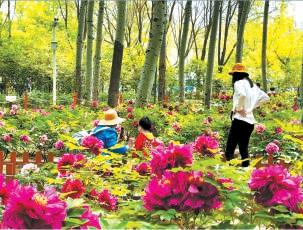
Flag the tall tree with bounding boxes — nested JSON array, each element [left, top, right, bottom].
[[74, 0, 87, 104], [108, 1, 127, 107], [261, 0, 269, 93], [217, 0, 237, 72], [85, 0, 95, 101], [158, 0, 173, 104], [201, 1, 212, 61], [178, 0, 192, 103], [92, 0, 105, 101], [235, 1, 250, 62], [204, 0, 221, 109], [135, 1, 166, 108]]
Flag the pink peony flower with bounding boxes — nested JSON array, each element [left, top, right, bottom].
[[97, 190, 118, 211], [92, 101, 98, 107], [116, 124, 122, 133], [275, 127, 283, 134], [78, 206, 101, 229], [3, 134, 11, 142], [265, 142, 280, 155], [248, 165, 303, 212], [61, 179, 85, 199], [255, 124, 265, 132], [172, 122, 181, 132], [74, 153, 88, 169], [55, 140, 64, 150], [20, 135, 31, 143], [3, 185, 67, 229], [150, 142, 194, 177], [93, 120, 100, 127], [143, 170, 221, 212], [0, 122, 5, 127], [70, 105, 75, 110], [213, 93, 219, 99], [0, 110, 5, 116], [293, 106, 299, 112], [81, 136, 103, 156], [128, 99, 134, 104], [193, 134, 219, 156], [291, 119, 300, 125], [126, 106, 133, 112], [41, 134, 48, 143], [9, 110, 15, 115], [0, 174, 20, 205]]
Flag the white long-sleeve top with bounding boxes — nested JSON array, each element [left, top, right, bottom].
[[232, 79, 270, 124]]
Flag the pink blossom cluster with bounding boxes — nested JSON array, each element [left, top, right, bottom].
[[248, 165, 303, 212], [81, 135, 104, 155], [150, 142, 194, 177], [193, 134, 219, 156], [143, 170, 221, 212], [0, 174, 100, 229], [90, 189, 118, 211], [55, 140, 64, 150], [275, 127, 283, 134], [172, 122, 181, 132], [57, 153, 88, 177], [135, 162, 151, 176], [265, 142, 280, 155], [20, 134, 31, 143], [255, 124, 265, 133]]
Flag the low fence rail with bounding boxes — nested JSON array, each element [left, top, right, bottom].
[[0, 151, 292, 183]]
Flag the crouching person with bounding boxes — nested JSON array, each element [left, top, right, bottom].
[[93, 109, 134, 154]]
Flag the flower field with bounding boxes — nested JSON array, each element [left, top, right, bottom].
[[0, 91, 303, 229]]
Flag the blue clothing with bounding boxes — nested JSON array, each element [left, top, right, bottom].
[[93, 126, 127, 154]]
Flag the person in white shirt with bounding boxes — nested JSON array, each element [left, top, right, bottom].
[[225, 63, 270, 167]]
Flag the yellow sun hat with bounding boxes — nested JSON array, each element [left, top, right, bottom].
[[228, 63, 248, 75], [98, 109, 125, 126]]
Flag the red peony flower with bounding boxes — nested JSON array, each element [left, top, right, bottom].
[[97, 190, 118, 211], [248, 165, 303, 212], [61, 179, 85, 199], [135, 162, 151, 176], [3, 185, 67, 229], [81, 135, 103, 156], [57, 153, 75, 176], [74, 153, 88, 169], [193, 134, 219, 156]]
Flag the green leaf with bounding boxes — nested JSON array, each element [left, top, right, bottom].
[[63, 217, 88, 228], [67, 207, 87, 217], [65, 197, 85, 209]]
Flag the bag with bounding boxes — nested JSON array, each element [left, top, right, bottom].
[[72, 127, 110, 145], [72, 129, 94, 145]]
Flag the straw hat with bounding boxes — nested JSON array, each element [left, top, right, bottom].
[[228, 63, 248, 75], [98, 109, 125, 126]]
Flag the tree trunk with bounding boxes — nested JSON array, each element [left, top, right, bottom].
[[204, 0, 221, 109], [261, 0, 269, 93], [135, 1, 166, 108], [85, 0, 95, 101], [74, 0, 87, 104], [93, 0, 105, 101], [178, 0, 192, 103], [108, 1, 127, 107], [235, 1, 250, 62], [158, 16, 167, 104]]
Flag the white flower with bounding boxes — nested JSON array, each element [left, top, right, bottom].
[[20, 163, 40, 176]]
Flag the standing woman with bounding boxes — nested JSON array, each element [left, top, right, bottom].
[[225, 63, 270, 167]]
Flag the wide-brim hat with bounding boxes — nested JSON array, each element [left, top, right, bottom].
[[98, 109, 125, 126], [229, 63, 248, 75]]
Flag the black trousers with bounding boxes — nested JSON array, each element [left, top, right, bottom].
[[225, 118, 254, 167]]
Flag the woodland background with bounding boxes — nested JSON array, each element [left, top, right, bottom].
[[0, 0, 303, 108]]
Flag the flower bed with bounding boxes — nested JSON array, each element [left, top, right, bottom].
[[0, 91, 302, 229]]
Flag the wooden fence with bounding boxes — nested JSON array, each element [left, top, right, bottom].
[[0, 151, 291, 183], [0, 151, 54, 182]]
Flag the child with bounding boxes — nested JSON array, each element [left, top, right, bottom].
[[93, 109, 134, 154], [134, 116, 162, 152]]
